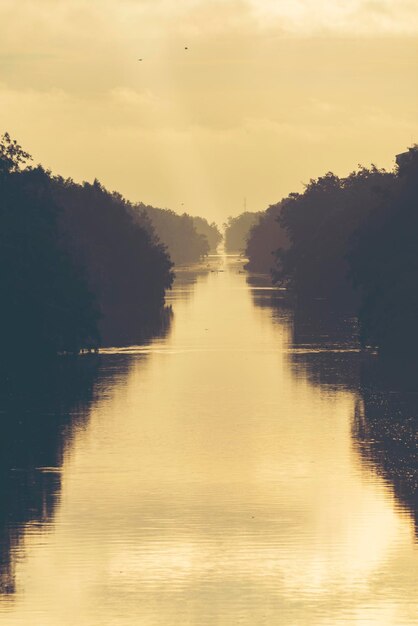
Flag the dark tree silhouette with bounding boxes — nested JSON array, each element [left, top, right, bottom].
[[0, 163, 99, 359], [349, 146, 418, 357], [243, 146, 418, 362], [274, 167, 393, 305], [0, 133, 176, 358], [224, 212, 261, 253], [245, 201, 289, 274], [192, 216, 222, 252], [132, 204, 210, 264], [0, 132, 32, 175], [53, 179, 174, 346]]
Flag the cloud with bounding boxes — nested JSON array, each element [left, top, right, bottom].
[[0, 1, 417, 219], [1, 0, 417, 60], [247, 0, 418, 36], [0, 0, 416, 96]]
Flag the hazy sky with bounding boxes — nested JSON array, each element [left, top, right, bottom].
[[1, 0, 417, 222]]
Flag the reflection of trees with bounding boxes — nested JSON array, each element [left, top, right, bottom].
[[102, 304, 173, 347], [249, 279, 418, 535], [0, 312, 172, 596], [288, 299, 360, 393], [167, 260, 218, 304], [353, 361, 418, 537], [248, 279, 359, 391], [246, 274, 292, 331], [0, 358, 100, 594]]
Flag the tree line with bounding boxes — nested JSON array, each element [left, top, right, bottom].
[[0, 133, 221, 361], [225, 146, 418, 359], [224, 212, 261, 254], [132, 205, 221, 264]]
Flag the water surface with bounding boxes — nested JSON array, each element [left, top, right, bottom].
[[0, 255, 416, 625]]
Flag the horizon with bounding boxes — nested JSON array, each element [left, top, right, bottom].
[[4, 135, 410, 227]]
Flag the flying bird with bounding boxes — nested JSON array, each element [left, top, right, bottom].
[[184, 46, 188, 50]]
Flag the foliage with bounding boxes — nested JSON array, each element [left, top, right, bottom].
[[274, 167, 394, 304], [192, 216, 222, 253], [0, 132, 32, 175], [224, 212, 261, 253], [245, 201, 288, 274], [53, 179, 174, 346], [245, 146, 418, 358], [0, 133, 175, 359], [349, 147, 418, 356], [133, 204, 210, 264], [0, 164, 98, 358]]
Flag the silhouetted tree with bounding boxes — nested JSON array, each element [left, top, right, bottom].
[[0, 132, 32, 175], [0, 161, 99, 359], [53, 180, 174, 345], [192, 216, 222, 252], [0, 133, 176, 357], [245, 201, 288, 274], [349, 146, 418, 357], [274, 167, 393, 305], [224, 212, 261, 253], [133, 204, 210, 264]]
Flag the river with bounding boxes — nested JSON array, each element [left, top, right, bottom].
[[0, 254, 416, 625]]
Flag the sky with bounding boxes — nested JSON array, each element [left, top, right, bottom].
[[0, 0, 417, 223]]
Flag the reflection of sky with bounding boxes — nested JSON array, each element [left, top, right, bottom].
[[1, 257, 417, 625]]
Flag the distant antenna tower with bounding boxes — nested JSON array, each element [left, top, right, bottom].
[[243, 197, 247, 212]]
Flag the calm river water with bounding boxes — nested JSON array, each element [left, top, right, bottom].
[[0, 254, 416, 625]]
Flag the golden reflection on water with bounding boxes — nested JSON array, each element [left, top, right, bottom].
[[0, 255, 416, 625]]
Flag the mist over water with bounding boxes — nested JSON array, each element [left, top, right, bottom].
[[0, 255, 416, 626]]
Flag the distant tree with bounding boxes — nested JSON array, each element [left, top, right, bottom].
[[132, 204, 210, 264], [192, 216, 222, 252], [245, 201, 288, 274], [224, 212, 261, 253]]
